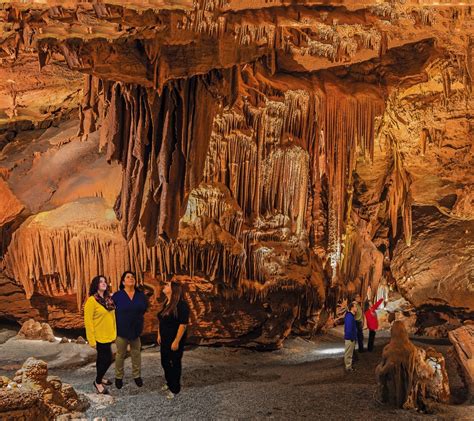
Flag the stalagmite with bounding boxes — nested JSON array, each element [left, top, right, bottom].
[[376, 321, 450, 410]]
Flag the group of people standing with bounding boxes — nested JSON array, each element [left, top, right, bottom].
[[343, 294, 384, 371], [83, 272, 189, 399]]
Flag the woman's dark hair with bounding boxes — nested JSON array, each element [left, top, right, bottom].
[[119, 271, 137, 290], [89, 275, 111, 297], [160, 281, 183, 318]]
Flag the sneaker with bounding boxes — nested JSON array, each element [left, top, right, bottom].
[[345, 367, 355, 372], [115, 378, 123, 389], [161, 384, 169, 391], [134, 377, 143, 387], [166, 390, 176, 400]]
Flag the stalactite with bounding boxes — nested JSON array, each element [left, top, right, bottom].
[[420, 128, 430, 156], [284, 22, 383, 63], [182, 183, 244, 239], [3, 196, 247, 309], [322, 88, 384, 278], [3, 199, 128, 309], [127, 221, 246, 290], [95, 73, 222, 244], [78, 75, 103, 139], [387, 142, 413, 246], [418, 7, 436, 26], [235, 22, 275, 48], [261, 145, 309, 234]]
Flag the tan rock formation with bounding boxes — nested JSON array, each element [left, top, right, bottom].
[[0, 357, 89, 420], [376, 321, 450, 410], [0, 0, 472, 346], [391, 206, 474, 314], [0, 178, 23, 226], [448, 323, 474, 398], [17, 319, 56, 342]]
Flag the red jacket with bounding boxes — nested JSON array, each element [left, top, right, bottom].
[[364, 298, 384, 331]]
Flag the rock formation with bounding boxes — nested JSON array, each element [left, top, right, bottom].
[[0, 1, 472, 347], [17, 319, 56, 342], [448, 323, 474, 398], [376, 321, 450, 411], [0, 357, 89, 420]]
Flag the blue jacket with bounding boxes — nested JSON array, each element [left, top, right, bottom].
[[344, 312, 357, 341], [112, 289, 148, 340]]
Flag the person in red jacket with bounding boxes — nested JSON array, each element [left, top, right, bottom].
[[364, 298, 384, 352]]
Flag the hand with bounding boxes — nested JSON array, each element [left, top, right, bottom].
[[90, 343, 96, 349], [171, 340, 179, 351], [156, 333, 161, 345]]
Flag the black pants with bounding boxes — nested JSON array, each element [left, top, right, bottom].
[[160, 343, 184, 394], [356, 320, 364, 352], [368, 330, 376, 352], [96, 341, 113, 384]]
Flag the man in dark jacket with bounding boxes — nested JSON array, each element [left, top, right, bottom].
[[344, 301, 358, 371]]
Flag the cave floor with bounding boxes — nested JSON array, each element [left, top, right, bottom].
[[36, 329, 470, 421]]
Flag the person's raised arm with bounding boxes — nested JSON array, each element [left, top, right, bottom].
[[371, 298, 384, 312]]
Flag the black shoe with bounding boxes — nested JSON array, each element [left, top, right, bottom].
[[94, 381, 109, 394], [134, 377, 143, 387], [115, 378, 123, 389]]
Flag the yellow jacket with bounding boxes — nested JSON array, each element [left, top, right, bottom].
[[84, 296, 117, 346]]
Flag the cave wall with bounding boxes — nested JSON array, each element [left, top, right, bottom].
[[0, 0, 472, 347]]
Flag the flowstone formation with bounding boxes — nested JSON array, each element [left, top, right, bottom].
[[0, 1, 473, 348]]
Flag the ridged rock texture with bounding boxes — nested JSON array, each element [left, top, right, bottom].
[[0, 0, 473, 348]]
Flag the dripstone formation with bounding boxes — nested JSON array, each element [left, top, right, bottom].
[[0, 0, 473, 348]]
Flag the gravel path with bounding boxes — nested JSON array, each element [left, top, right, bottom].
[[47, 330, 472, 421]]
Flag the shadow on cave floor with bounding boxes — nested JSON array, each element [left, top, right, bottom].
[[42, 329, 472, 421]]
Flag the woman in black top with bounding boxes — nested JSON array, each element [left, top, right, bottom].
[[157, 280, 189, 399]]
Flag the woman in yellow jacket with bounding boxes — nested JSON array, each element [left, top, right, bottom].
[[84, 275, 117, 394]]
